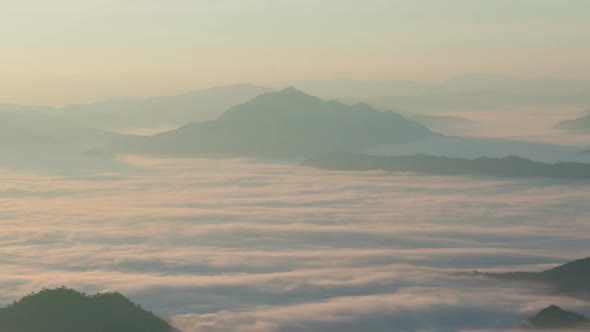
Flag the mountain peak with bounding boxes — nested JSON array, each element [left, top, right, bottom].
[[119, 87, 434, 158], [226, 86, 321, 109], [278, 86, 311, 97], [352, 101, 379, 113], [281, 86, 298, 92]]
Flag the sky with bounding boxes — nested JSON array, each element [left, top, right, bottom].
[[2, 0, 590, 106]]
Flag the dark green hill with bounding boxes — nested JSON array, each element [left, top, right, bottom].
[[524, 305, 589, 329], [110, 87, 435, 158], [0, 287, 177, 332], [485, 258, 590, 292]]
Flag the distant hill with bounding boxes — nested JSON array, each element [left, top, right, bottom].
[[0, 111, 137, 176], [408, 114, 478, 134], [304, 151, 590, 179], [57, 84, 271, 130], [0, 111, 125, 147], [523, 305, 589, 329], [0, 287, 176, 332], [110, 87, 435, 158], [276, 75, 590, 111], [486, 258, 590, 293], [365, 135, 590, 164], [0, 103, 53, 113], [556, 114, 590, 133]]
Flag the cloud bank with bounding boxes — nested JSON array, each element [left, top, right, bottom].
[[0, 157, 589, 331]]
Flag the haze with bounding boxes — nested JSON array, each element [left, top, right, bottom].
[[2, 0, 590, 105], [1, 1, 590, 332]]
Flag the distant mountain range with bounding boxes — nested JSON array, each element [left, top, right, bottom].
[[0, 111, 126, 147], [109, 87, 435, 158], [0, 110, 138, 176], [56, 84, 271, 130], [406, 114, 478, 134], [304, 152, 590, 179], [0, 287, 176, 332], [0, 85, 270, 132], [5, 74, 590, 132], [365, 135, 590, 164], [276, 75, 590, 111], [2, 82, 588, 174], [482, 258, 590, 293], [555, 113, 590, 133], [523, 305, 589, 329]]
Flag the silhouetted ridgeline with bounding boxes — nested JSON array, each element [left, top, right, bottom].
[[304, 152, 590, 179], [523, 305, 589, 329], [555, 114, 590, 133], [484, 258, 590, 293], [0, 111, 127, 147], [109, 87, 435, 158], [0, 287, 177, 332], [57, 84, 271, 130], [407, 114, 478, 134], [277, 75, 590, 111]]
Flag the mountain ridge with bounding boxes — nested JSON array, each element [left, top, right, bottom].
[[110, 87, 436, 158], [556, 114, 590, 133], [483, 258, 590, 292], [304, 152, 590, 179]]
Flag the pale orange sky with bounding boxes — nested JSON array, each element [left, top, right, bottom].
[[2, 0, 590, 106]]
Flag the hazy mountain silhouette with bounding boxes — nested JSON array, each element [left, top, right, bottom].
[[304, 151, 590, 179], [556, 114, 590, 133], [0, 111, 125, 147], [484, 258, 590, 293], [110, 87, 435, 158], [57, 84, 271, 130], [408, 114, 478, 134], [523, 305, 589, 329], [0, 287, 177, 332], [0, 103, 53, 113], [365, 136, 590, 164], [276, 75, 590, 111], [0, 110, 137, 175]]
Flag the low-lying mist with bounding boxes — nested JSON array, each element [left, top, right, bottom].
[[0, 156, 588, 331]]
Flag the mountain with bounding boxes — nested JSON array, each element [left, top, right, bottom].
[[276, 75, 590, 111], [0, 287, 177, 332], [487, 258, 590, 293], [523, 305, 589, 329], [365, 136, 590, 164], [556, 114, 590, 133], [0, 111, 137, 176], [304, 152, 590, 179], [408, 114, 478, 134], [56, 84, 271, 130], [0, 103, 53, 113], [0, 111, 125, 147], [110, 87, 435, 158]]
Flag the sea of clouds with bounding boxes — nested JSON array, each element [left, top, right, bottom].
[[0, 156, 589, 331]]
